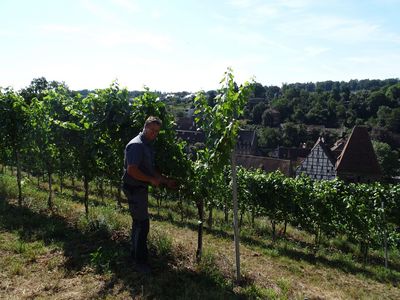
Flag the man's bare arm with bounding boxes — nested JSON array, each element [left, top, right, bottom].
[[127, 165, 160, 187]]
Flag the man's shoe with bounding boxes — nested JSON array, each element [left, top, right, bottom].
[[135, 263, 151, 274]]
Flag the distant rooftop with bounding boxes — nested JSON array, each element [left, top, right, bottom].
[[336, 126, 382, 176]]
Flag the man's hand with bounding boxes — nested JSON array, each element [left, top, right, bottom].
[[156, 174, 178, 189]]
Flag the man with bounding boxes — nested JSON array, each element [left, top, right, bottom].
[[122, 116, 175, 274]]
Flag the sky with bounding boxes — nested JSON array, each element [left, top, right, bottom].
[[1, 0, 400, 92]]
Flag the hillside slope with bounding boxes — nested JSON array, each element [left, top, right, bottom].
[[0, 173, 399, 299]]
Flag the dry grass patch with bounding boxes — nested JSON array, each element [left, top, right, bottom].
[[151, 220, 400, 299], [1, 174, 399, 300]]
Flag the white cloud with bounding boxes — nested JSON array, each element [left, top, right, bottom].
[[279, 0, 316, 9], [345, 56, 378, 64], [304, 46, 330, 56], [111, 0, 140, 13], [0, 29, 16, 37], [36, 23, 174, 51], [212, 26, 295, 53], [79, 0, 119, 23], [150, 10, 162, 19], [113, 59, 224, 92], [278, 15, 385, 44], [211, 12, 230, 23], [227, 0, 256, 8], [379, 31, 400, 44], [216, 55, 268, 68], [2, 0, 399, 92], [327, 19, 381, 43], [91, 28, 174, 51], [252, 3, 280, 18], [229, 0, 315, 24], [371, 0, 400, 4], [344, 54, 400, 67], [38, 24, 82, 34], [228, 2, 397, 47], [233, 3, 282, 25]]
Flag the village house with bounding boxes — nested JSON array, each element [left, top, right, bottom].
[[270, 146, 310, 164], [236, 154, 293, 177], [174, 118, 382, 181], [295, 137, 337, 180], [175, 119, 294, 174], [236, 130, 258, 155], [295, 126, 382, 183], [335, 126, 382, 183]]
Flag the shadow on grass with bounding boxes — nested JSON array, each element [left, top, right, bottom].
[[0, 198, 247, 299], [150, 210, 400, 285], [35, 185, 112, 209]]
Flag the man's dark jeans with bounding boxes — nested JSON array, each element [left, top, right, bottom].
[[130, 218, 149, 264], [123, 185, 150, 264]]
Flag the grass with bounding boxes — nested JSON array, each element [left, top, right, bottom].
[[1, 170, 400, 299]]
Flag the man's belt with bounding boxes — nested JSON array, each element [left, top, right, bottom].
[[122, 182, 147, 192]]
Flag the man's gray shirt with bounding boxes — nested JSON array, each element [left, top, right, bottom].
[[122, 132, 156, 188], [122, 132, 156, 220]]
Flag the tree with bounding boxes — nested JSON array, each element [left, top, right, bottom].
[[257, 127, 281, 149], [282, 86, 300, 99], [385, 83, 400, 104], [281, 122, 306, 147], [376, 106, 392, 128], [349, 91, 370, 119], [20, 77, 67, 105], [372, 141, 400, 178], [265, 85, 281, 100], [251, 102, 266, 124], [270, 97, 292, 121], [251, 82, 266, 98], [387, 108, 400, 133], [367, 91, 392, 116]]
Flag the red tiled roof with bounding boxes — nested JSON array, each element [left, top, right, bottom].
[[336, 126, 382, 176], [272, 146, 310, 160], [236, 154, 292, 176]]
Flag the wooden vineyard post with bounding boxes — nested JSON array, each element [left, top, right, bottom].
[[231, 149, 241, 281]]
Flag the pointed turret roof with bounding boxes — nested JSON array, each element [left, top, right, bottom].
[[336, 126, 382, 175]]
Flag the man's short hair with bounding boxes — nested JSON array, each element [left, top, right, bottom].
[[144, 116, 162, 127]]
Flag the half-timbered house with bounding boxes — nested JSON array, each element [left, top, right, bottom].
[[295, 137, 336, 180], [296, 126, 382, 182]]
